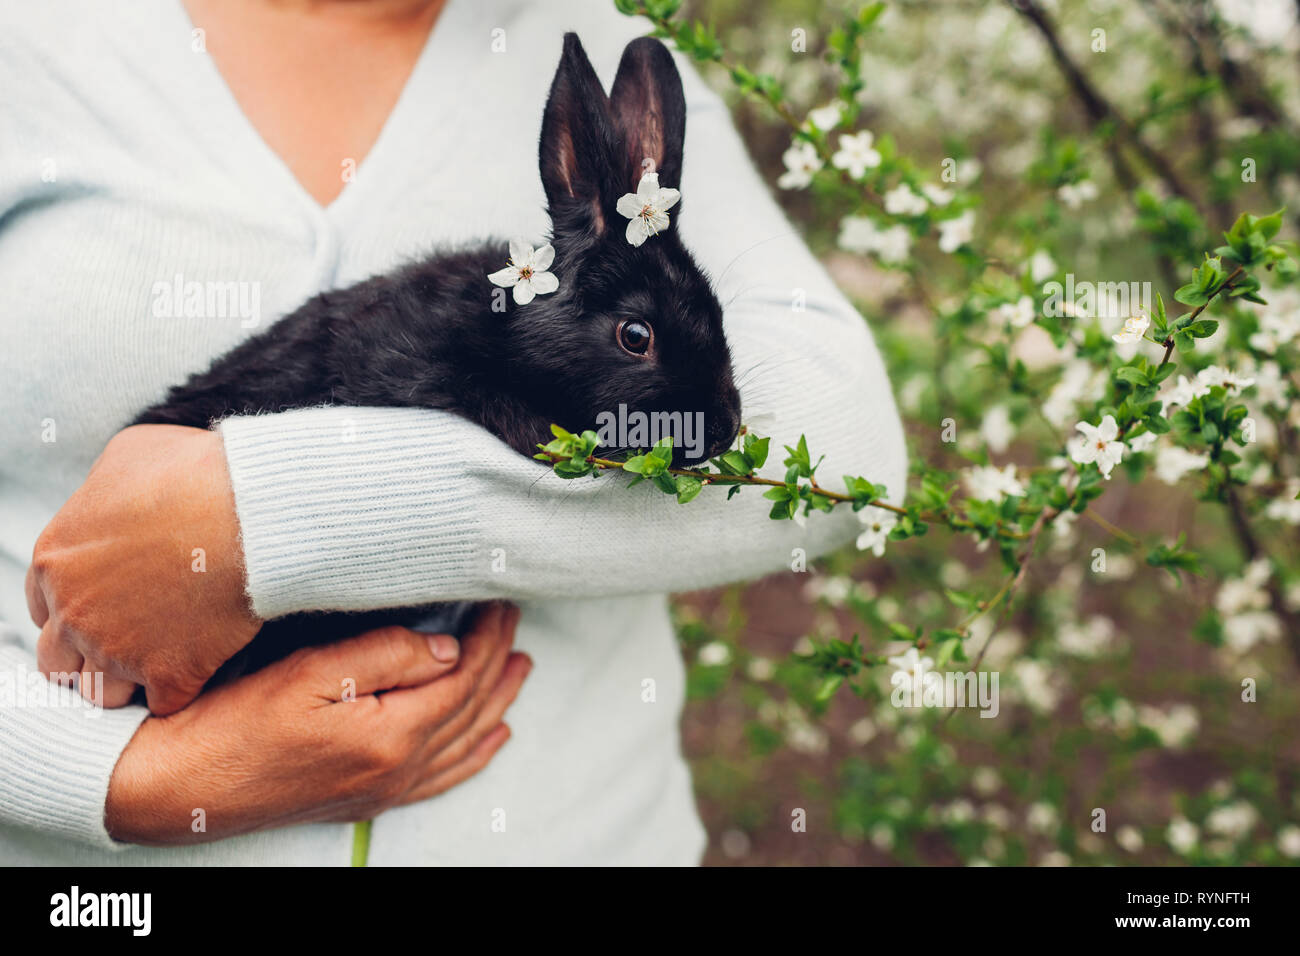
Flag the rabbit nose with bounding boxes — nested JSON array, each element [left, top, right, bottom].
[[705, 406, 741, 457]]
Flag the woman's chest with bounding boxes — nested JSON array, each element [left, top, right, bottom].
[[0, 143, 549, 477]]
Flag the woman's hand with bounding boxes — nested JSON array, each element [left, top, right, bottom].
[[105, 603, 529, 845], [27, 424, 261, 714]]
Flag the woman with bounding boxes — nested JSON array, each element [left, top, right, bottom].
[[0, 0, 906, 864]]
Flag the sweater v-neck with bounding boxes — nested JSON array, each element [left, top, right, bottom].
[[156, 0, 473, 227]]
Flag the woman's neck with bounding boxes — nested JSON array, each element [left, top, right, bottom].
[[182, 0, 449, 206]]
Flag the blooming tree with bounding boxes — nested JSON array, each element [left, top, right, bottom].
[[544, 0, 1300, 864]]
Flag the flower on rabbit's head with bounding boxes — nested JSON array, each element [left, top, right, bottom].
[[616, 171, 681, 247], [487, 240, 558, 305]]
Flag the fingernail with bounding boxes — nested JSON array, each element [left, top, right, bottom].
[[428, 634, 459, 662]]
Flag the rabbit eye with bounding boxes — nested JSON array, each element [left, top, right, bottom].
[[617, 319, 653, 356]]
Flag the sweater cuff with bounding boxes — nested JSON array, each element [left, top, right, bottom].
[[0, 644, 149, 851], [219, 407, 484, 619]]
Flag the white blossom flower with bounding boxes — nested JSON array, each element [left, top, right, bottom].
[[870, 823, 895, 850], [995, 296, 1036, 328], [1223, 611, 1282, 654], [740, 407, 779, 437], [1111, 310, 1150, 345], [942, 799, 977, 825], [1038, 850, 1071, 867], [1128, 430, 1158, 454], [1069, 414, 1126, 479], [1116, 826, 1144, 853], [871, 225, 913, 264], [1042, 360, 1106, 427], [955, 158, 983, 182], [1057, 616, 1115, 658], [1154, 445, 1209, 485], [837, 215, 879, 254], [921, 183, 953, 206], [1247, 305, 1300, 353], [778, 139, 823, 190], [884, 183, 928, 216], [1161, 373, 1211, 413], [1278, 825, 1300, 859], [1222, 116, 1263, 138], [1028, 250, 1058, 283], [487, 240, 559, 305], [806, 102, 842, 132], [785, 719, 829, 755], [1013, 660, 1060, 713], [803, 574, 856, 606], [1196, 365, 1255, 396], [1052, 508, 1077, 542], [965, 464, 1027, 500], [1206, 801, 1259, 841], [848, 717, 877, 745], [937, 210, 976, 252], [697, 641, 731, 667], [1216, 559, 1272, 617], [1265, 479, 1300, 524], [981, 404, 1016, 453], [1167, 816, 1199, 855], [1027, 802, 1059, 834], [983, 804, 1013, 830], [1249, 360, 1288, 408], [746, 656, 775, 681], [837, 216, 911, 263], [1057, 180, 1099, 209], [972, 767, 1001, 796], [856, 508, 898, 556], [831, 131, 882, 178], [615, 171, 681, 246], [1138, 703, 1199, 749], [887, 646, 933, 697]]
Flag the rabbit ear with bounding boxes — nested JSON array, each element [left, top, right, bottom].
[[539, 33, 622, 238], [609, 38, 686, 199]]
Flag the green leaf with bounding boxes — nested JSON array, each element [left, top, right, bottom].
[[652, 472, 678, 495], [1255, 209, 1284, 241], [768, 497, 795, 520], [1174, 284, 1208, 307], [721, 449, 752, 475], [933, 637, 962, 669], [815, 674, 844, 703], [674, 474, 703, 504]]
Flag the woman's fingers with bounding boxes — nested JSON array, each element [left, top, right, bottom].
[[291, 623, 465, 702], [78, 649, 139, 707], [381, 603, 519, 732], [420, 651, 531, 773], [24, 563, 49, 627], [35, 621, 82, 685], [400, 724, 513, 805]]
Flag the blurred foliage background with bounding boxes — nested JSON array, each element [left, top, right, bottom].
[[658, 0, 1300, 866]]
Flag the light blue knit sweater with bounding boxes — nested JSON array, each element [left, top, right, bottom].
[[0, 0, 906, 864]]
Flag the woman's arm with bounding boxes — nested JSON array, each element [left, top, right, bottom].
[[2, 608, 527, 848], [219, 61, 908, 619], [0, 624, 149, 848]]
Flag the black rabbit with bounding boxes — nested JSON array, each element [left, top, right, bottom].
[[134, 33, 742, 675]]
